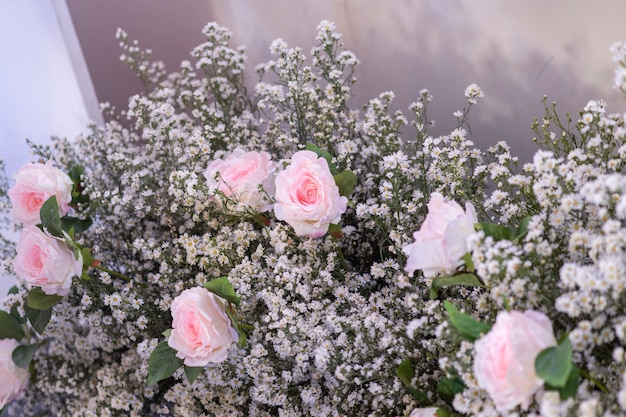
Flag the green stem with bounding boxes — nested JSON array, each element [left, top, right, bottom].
[[579, 369, 609, 394], [93, 265, 131, 282]]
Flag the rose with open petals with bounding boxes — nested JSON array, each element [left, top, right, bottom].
[[8, 161, 73, 226], [204, 149, 275, 211], [168, 287, 238, 367], [403, 192, 477, 277], [0, 338, 30, 409], [473, 310, 557, 412], [274, 150, 347, 238], [13, 225, 82, 296]]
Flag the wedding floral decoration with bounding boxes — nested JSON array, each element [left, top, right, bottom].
[[2, 19, 626, 417]]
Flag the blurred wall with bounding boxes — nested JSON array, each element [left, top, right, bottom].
[[66, 0, 626, 162]]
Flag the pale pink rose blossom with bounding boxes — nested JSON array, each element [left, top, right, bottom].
[[274, 150, 347, 238], [204, 149, 275, 211], [409, 407, 439, 417], [403, 192, 478, 277], [8, 161, 73, 226], [168, 287, 238, 367], [13, 226, 83, 296], [473, 310, 557, 412], [0, 338, 30, 409]]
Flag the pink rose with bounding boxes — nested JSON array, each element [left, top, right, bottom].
[[0, 338, 30, 409], [409, 407, 439, 417], [204, 149, 275, 211], [13, 226, 82, 296], [274, 150, 347, 238], [168, 287, 238, 367], [473, 310, 557, 412], [403, 193, 477, 277], [8, 161, 73, 226]]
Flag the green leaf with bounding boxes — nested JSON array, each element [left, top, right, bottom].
[[62, 216, 93, 234], [39, 195, 63, 238], [68, 165, 85, 184], [328, 223, 343, 239], [184, 365, 204, 384], [0, 310, 25, 340], [203, 277, 241, 306], [81, 247, 94, 268], [333, 169, 357, 198], [305, 142, 339, 175], [397, 359, 431, 404], [7, 285, 18, 295], [516, 216, 532, 240], [68, 165, 90, 206], [461, 252, 474, 273], [24, 305, 52, 334], [147, 342, 183, 387], [27, 288, 63, 311], [225, 306, 246, 347], [546, 365, 579, 400], [253, 213, 270, 226], [443, 301, 490, 341], [535, 337, 573, 388], [12, 343, 39, 369], [163, 329, 172, 338], [9, 304, 25, 324], [436, 410, 452, 417], [437, 376, 464, 405], [397, 358, 414, 387], [478, 222, 514, 242], [430, 273, 484, 299]]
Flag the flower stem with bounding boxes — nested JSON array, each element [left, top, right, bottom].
[[579, 369, 609, 394], [93, 264, 131, 282]]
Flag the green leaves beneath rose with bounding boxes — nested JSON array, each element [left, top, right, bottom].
[[147, 342, 184, 387], [0, 289, 57, 339], [12, 343, 40, 369], [25, 305, 53, 334], [147, 342, 206, 387], [27, 288, 63, 310], [24, 288, 61, 334], [535, 337, 579, 400]]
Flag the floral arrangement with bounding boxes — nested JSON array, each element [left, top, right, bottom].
[[2, 20, 626, 417]]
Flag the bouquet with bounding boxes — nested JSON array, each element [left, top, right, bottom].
[[2, 20, 626, 417]]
